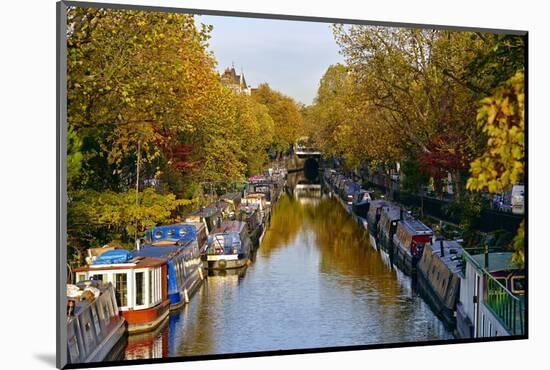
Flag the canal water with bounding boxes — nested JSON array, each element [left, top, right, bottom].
[[123, 173, 452, 360]]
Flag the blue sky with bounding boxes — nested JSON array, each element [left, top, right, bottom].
[[196, 15, 344, 105]]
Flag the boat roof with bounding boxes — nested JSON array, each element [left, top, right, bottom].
[[220, 192, 241, 202], [188, 203, 222, 218], [469, 252, 518, 273], [148, 224, 198, 244], [133, 244, 190, 259], [211, 220, 246, 234], [74, 255, 166, 272], [426, 240, 463, 274], [380, 205, 401, 221], [400, 216, 433, 235]]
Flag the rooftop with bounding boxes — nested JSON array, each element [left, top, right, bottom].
[[468, 252, 518, 273]]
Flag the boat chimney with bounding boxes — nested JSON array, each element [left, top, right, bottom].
[[135, 238, 141, 251], [484, 244, 489, 269], [400, 208, 403, 220], [440, 238, 444, 257]]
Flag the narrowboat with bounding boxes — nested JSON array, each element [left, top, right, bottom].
[[366, 199, 391, 249], [74, 250, 170, 334], [456, 251, 525, 338], [184, 203, 224, 234], [241, 193, 271, 226], [417, 239, 463, 329], [342, 180, 361, 213], [134, 242, 204, 309], [351, 190, 371, 219], [203, 221, 252, 270], [247, 176, 275, 205], [378, 205, 402, 258], [220, 192, 242, 210], [66, 281, 127, 364], [236, 203, 265, 249], [145, 222, 208, 251], [392, 216, 433, 275]]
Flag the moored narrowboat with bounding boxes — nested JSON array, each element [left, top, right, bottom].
[[351, 189, 372, 219], [241, 193, 271, 226], [366, 199, 391, 249], [203, 221, 252, 270], [74, 250, 170, 334], [392, 216, 433, 275], [236, 203, 265, 249], [377, 205, 402, 260], [134, 242, 203, 309], [456, 251, 525, 338], [417, 239, 463, 329], [66, 281, 127, 364], [184, 203, 224, 234]]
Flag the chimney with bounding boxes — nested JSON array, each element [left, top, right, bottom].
[[440, 239, 444, 257], [484, 244, 489, 269], [400, 208, 403, 220]]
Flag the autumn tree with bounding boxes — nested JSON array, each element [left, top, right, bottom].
[[331, 26, 491, 197], [467, 71, 525, 266], [252, 83, 304, 154]]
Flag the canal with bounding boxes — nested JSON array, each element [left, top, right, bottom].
[[123, 173, 453, 360]]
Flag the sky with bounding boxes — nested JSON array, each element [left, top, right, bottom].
[[196, 15, 344, 105]]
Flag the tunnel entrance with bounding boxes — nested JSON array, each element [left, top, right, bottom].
[[303, 157, 319, 181]]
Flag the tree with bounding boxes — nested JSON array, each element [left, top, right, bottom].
[[252, 83, 304, 153], [331, 26, 489, 196], [466, 71, 525, 266]]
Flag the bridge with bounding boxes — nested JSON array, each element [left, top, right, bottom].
[[288, 137, 322, 181]]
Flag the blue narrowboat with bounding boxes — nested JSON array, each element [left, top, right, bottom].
[[139, 224, 205, 309]]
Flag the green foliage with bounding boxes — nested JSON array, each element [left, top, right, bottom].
[[442, 193, 484, 243], [252, 83, 304, 153], [67, 127, 83, 186], [466, 34, 526, 98], [400, 160, 429, 194], [68, 188, 194, 261]]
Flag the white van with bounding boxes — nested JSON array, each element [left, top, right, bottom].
[[510, 184, 525, 215]]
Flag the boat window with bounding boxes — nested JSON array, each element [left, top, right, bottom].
[[135, 272, 144, 306], [154, 230, 163, 239], [179, 228, 187, 237], [495, 277, 507, 288], [511, 276, 525, 294], [91, 274, 105, 282], [76, 273, 86, 283], [114, 273, 128, 307], [156, 268, 161, 302]]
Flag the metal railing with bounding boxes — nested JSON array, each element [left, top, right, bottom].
[[484, 271, 525, 336]]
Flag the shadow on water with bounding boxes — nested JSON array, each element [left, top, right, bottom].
[[121, 170, 452, 361]]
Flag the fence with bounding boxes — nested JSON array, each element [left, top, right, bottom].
[[484, 272, 525, 336]]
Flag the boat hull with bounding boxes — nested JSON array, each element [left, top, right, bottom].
[[123, 299, 170, 334]]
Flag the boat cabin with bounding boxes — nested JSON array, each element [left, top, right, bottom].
[[184, 203, 224, 234], [378, 205, 402, 250], [393, 216, 433, 258], [73, 250, 169, 333], [457, 251, 525, 338], [205, 221, 251, 257], [133, 238, 202, 307], [366, 200, 390, 235]]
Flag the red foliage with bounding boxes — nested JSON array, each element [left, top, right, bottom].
[[417, 133, 468, 180]]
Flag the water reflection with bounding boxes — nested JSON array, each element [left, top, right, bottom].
[[123, 172, 452, 360]]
